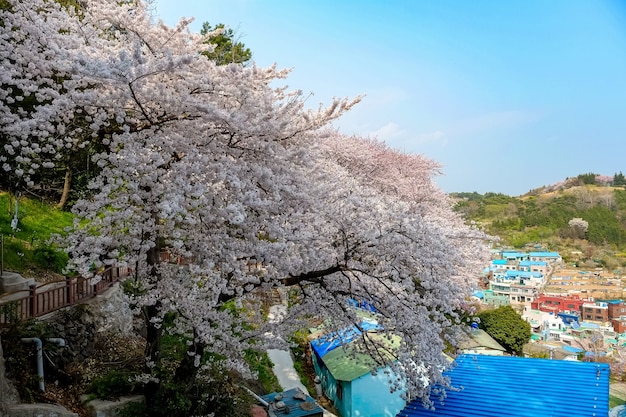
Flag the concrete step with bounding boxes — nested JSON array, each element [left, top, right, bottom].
[[5, 403, 78, 417]]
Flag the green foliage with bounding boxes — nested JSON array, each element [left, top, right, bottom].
[[477, 306, 531, 355], [0, 191, 73, 273], [454, 184, 626, 252], [244, 349, 281, 394], [200, 22, 252, 65], [87, 369, 139, 400], [582, 205, 626, 246], [578, 172, 598, 185], [614, 172, 626, 186], [148, 360, 255, 417], [117, 400, 147, 417], [289, 334, 316, 395], [33, 245, 68, 273]]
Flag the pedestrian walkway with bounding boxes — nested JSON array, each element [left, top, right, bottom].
[[267, 305, 337, 417]]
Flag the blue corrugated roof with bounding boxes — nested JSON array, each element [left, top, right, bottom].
[[396, 354, 609, 417], [519, 260, 547, 266], [310, 321, 381, 358], [501, 251, 527, 258], [529, 251, 560, 257], [505, 270, 542, 279]]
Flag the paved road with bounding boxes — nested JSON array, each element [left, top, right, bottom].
[[267, 305, 336, 417]]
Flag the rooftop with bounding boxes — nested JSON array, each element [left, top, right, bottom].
[[397, 354, 609, 417]]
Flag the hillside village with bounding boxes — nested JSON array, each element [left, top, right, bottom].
[[478, 248, 626, 361], [2, 188, 625, 416]]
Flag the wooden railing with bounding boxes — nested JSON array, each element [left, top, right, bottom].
[[0, 266, 131, 326]]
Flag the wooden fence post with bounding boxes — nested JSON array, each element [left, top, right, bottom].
[[29, 284, 37, 318], [66, 276, 74, 305]]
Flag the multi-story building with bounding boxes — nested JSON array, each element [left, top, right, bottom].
[[490, 270, 543, 304], [531, 294, 588, 315], [606, 300, 626, 320], [509, 282, 539, 303], [581, 302, 609, 322], [518, 260, 548, 276]]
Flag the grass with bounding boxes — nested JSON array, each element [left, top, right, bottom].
[[245, 349, 281, 394], [289, 332, 317, 395], [0, 191, 73, 274]]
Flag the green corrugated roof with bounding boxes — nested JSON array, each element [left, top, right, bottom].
[[321, 332, 400, 381]]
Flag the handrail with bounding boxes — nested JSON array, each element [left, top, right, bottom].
[[0, 266, 131, 326]]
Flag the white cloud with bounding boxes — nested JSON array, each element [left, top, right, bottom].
[[369, 122, 406, 140]]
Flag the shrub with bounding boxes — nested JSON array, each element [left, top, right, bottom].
[[87, 369, 138, 400], [33, 245, 68, 273]]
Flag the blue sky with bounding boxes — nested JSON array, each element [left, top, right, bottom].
[[153, 0, 626, 196]]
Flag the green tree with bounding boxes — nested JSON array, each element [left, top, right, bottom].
[[614, 171, 626, 186], [478, 306, 531, 355], [200, 22, 252, 65], [577, 172, 598, 185]]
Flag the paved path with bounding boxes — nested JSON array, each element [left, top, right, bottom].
[[267, 305, 309, 395], [267, 305, 336, 417]]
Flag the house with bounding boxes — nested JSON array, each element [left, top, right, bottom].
[[396, 354, 609, 417], [482, 290, 510, 306], [500, 251, 528, 261], [310, 324, 406, 417], [528, 251, 562, 263], [518, 260, 548, 275], [522, 341, 582, 361], [458, 328, 506, 356]]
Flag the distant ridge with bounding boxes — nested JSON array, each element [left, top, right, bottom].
[[526, 173, 618, 196]]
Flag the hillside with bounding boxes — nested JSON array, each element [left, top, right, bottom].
[[452, 178, 626, 271], [0, 192, 73, 278]]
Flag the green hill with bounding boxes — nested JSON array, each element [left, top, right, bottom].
[[452, 181, 626, 271]]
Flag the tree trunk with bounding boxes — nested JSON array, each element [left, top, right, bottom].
[[143, 238, 163, 414], [56, 167, 72, 210], [174, 337, 205, 385], [143, 302, 163, 412]]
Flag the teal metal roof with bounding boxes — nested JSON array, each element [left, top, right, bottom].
[[397, 354, 609, 417]]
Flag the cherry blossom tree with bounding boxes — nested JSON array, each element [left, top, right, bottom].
[[569, 217, 589, 239], [1, 0, 490, 412]]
